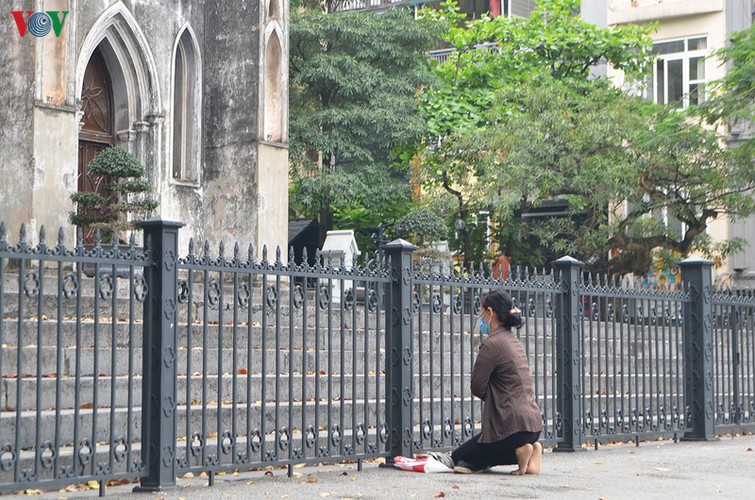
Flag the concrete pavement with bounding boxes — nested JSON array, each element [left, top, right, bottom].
[[23, 434, 755, 499]]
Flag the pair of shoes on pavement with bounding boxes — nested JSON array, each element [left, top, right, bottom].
[[452, 461, 491, 474]]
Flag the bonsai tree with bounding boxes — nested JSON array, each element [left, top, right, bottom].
[[69, 146, 159, 243], [393, 207, 448, 247]]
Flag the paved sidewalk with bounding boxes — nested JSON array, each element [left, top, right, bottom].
[[25, 434, 755, 499]]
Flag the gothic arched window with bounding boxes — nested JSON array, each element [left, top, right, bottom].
[[263, 31, 283, 143], [172, 26, 202, 182]]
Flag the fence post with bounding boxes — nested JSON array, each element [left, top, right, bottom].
[[680, 258, 717, 441], [553, 256, 584, 452], [135, 218, 184, 491], [383, 238, 417, 462]]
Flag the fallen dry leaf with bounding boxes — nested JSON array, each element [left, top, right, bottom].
[[451, 485, 460, 490], [747, 448, 752, 452], [307, 476, 318, 483], [106, 478, 131, 486], [434, 493, 446, 498]]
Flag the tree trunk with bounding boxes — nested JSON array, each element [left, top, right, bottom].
[[319, 203, 333, 247]]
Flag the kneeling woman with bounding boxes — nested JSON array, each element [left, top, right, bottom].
[[451, 290, 543, 474]]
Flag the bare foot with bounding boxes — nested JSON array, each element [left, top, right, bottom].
[[526, 442, 542, 475], [511, 443, 533, 475]]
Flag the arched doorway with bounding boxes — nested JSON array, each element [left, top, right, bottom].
[[78, 48, 114, 242]]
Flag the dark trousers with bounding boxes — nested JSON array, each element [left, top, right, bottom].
[[451, 431, 541, 470]]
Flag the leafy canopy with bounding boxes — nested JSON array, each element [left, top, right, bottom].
[[289, 7, 439, 249], [418, 0, 755, 274]]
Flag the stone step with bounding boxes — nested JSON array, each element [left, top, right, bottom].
[[1, 374, 697, 416], [0, 319, 512, 348], [0, 343, 690, 384], [1, 318, 691, 355], [1, 345, 500, 378], [1, 398, 486, 450], [1, 371, 490, 411]]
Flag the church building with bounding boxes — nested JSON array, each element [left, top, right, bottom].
[[0, 0, 289, 254]]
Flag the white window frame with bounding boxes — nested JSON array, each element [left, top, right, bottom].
[[648, 35, 708, 109]]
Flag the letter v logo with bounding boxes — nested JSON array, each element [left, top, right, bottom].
[[48, 11, 69, 37], [11, 11, 34, 37]]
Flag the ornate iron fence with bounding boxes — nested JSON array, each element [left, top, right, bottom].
[[579, 274, 690, 440], [1, 219, 753, 495], [712, 288, 755, 430], [411, 259, 562, 451], [0, 224, 151, 494], [171, 240, 393, 478]]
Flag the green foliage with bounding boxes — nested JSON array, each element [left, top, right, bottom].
[[418, 0, 754, 274], [699, 24, 755, 162], [393, 207, 448, 245], [289, 8, 439, 246], [418, 0, 653, 138], [417, 0, 654, 265], [87, 147, 145, 178], [477, 74, 755, 275], [68, 146, 158, 238]]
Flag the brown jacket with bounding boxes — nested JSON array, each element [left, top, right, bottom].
[[471, 327, 543, 443]]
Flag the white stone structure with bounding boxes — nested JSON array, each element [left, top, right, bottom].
[[322, 230, 361, 303]]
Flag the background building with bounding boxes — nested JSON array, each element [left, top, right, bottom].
[[0, 0, 290, 254], [606, 0, 755, 286]]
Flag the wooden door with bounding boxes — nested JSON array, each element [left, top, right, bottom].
[[78, 49, 114, 243]]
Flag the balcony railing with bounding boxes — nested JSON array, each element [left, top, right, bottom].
[[427, 42, 500, 63], [335, 0, 410, 12]]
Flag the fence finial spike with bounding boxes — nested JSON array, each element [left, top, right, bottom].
[[0, 222, 5, 241], [57, 226, 65, 246], [234, 242, 240, 260], [302, 246, 309, 264], [219, 240, 225, 258], [262, 244, 268, 262], [39, 225, 46, 244], [275, 245, 282, 263], [76, 227, 84, 247], [129, 232, 136, 247], [188, 237, 195, 256], [203, 239, 211, 258], [249, 243, 256, 263], [94, 228, 102, 246], [289, 246, 295, 264], [19, 223, 27, 243]]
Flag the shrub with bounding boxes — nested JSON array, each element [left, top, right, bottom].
[[69, 147, 158, 241]]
